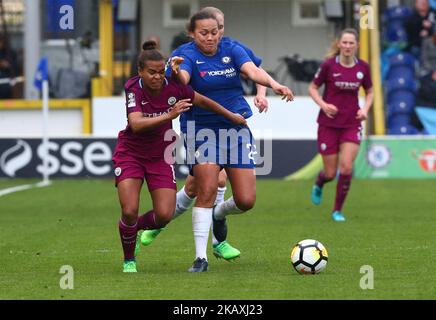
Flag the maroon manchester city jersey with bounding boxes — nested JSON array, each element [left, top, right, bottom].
[[117, 76, 195, 159], [313, 56, 372, 128]]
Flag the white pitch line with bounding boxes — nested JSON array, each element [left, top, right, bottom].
[[0, 180, 52, 197]]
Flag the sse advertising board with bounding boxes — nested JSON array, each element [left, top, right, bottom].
[[0, 139, 116, 178], [0, 138, 318, 179]]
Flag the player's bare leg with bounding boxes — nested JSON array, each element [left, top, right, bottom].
[[135, 187, 175, 258], [140, 175, 196, 246], [311, 154, 338, 205]]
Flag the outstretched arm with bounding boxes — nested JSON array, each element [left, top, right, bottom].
[[170, 56, 191, 85], [240, 61, 294, 102], [192, 92, 247, 126], [128, 99, 192, 134], [254, 67, 269, 112]]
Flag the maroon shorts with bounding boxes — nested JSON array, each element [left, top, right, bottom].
[[112, 150, 176, 191], [317, 125, 362, 155]]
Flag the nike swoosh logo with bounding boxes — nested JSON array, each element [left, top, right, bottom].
[[333, 73, 341, 77], [141, 101, 149, 105], [196, 60, 205, 64]]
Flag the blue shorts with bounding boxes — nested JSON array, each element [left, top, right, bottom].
[[182, 125, 257, 175]]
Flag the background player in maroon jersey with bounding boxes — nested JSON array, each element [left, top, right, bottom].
[[308, 28, 374, 222], [113, 41, 246, 272]]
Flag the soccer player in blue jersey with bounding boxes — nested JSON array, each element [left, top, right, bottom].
[[114, 40, 246, 273], [169, 10, 293, 272], [139, 7, 271, 263]]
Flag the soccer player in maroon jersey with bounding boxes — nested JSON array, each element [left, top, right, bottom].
[[113, 40, 246, 272], [308, 28, 374, 222]]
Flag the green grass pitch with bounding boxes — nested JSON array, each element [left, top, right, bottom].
[[1, 178, 435, 299]]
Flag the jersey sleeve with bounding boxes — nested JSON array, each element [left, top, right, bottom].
[[124, 88, 143, 115], [362, 63, 373, 91], [178, 82, 195, 102], [179, 53, 194, 77], [164, 57, 172, 78], [233, 40, 262, 67], [312, 60, 329, 87], [232, 44, 253, 70]]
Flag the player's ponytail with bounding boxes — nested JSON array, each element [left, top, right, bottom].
[[325, 39, 340, 59], [137, 39, 166, 71]]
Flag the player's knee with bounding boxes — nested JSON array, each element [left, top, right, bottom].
[[121, 207, 138, 224], [339, 164, 353, 175], [197, 185, 217, 204], [324, 170, 336, 181], [155, 210, 172, 227], [235, 196, 256, 212]]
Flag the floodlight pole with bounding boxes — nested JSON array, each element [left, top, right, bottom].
[[24, 0, 41, 99]]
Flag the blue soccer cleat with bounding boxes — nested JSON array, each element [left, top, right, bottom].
[[332, 211, 346, 222], [188, 258, 208, 273], [311, 185, 323, 205]]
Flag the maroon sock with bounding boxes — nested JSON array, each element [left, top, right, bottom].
[[118, 218, 137, 261], [333, 174, 352, 212], [316, 171, 334, 188], [137, 210, 164, 231]]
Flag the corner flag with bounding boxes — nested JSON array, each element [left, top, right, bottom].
[[33, 56, 51, 185], [34, 57, 48, 90]]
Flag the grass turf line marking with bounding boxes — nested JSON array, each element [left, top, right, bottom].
[[0, 180, 52, 197]]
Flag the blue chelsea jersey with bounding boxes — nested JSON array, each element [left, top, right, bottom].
[[167, 38, 261, 130], [166, 37, 262, 75], [222, 37, 262, 67]]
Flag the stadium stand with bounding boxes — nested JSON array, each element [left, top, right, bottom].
[[382, 3, 436, 135]]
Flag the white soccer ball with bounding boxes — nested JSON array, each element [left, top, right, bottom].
[[290, 239, 328, 275]]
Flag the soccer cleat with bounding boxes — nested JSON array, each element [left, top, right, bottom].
[[134, 231, 142, 257], [188, 257, 208, 272], [213, 240, 241, 261], [311, 185, 323, 205], [123, 260, 137, 273], [332, 211, 346, 222], [212, 206, 227, 243], [140, 228, 165, 246]]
